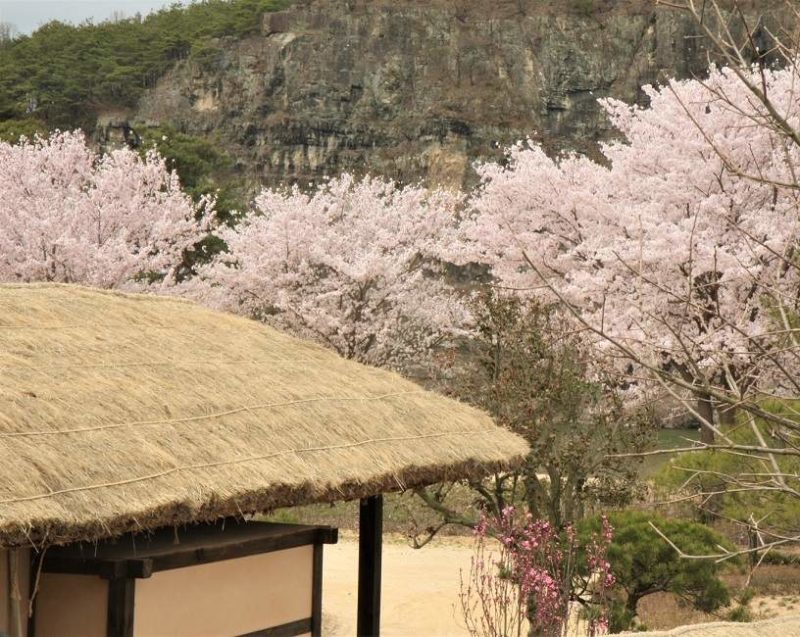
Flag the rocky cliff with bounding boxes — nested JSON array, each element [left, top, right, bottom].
[[129, 0, 779, 188]]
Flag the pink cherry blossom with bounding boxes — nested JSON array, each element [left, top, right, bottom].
[[183, 174, 469, 368], [461, 65, 800, 400], [0, 130, 210, 288]]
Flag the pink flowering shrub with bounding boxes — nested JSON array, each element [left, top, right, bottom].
[[461, 507, 614, 637]]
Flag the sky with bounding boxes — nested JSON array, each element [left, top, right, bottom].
[[0, 1, 191, 35]]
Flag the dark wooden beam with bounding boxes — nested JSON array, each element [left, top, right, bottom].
[[311, 543, 324, 637], [106, 577, 135, 637], [357, 495, 383, 637], [42, 521, 337, 579]]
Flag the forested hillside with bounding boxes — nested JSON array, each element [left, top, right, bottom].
[[0, 0, 287, 135], [0, 0, 786, 190]]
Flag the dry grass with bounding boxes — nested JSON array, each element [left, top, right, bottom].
[[736, 565, 800, 598], [637, 593, 720, 632]]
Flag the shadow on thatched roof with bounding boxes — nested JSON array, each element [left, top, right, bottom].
[[0, 284, 528, 547]]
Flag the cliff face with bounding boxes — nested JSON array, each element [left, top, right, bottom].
[[130, 0, 759, 188]]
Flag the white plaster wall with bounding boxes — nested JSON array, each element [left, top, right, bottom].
[[133, 546, 314, 637]]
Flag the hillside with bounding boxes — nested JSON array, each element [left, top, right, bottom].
[[131, 0, 787, 188], [0, 0, 288, 133], [0, 0, 787, 190]]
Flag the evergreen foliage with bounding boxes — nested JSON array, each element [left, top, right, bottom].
[[137, 125, 244, 268], [0, 0, 288, 129], [138, 125, 242, 216], [655, 401, 800, 535], [581, 511, 733, 632]]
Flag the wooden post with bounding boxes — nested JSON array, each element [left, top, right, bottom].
[[357, 495, 383, 637], [311, 543, 324, 637], [7, 550, 23, 637], [106, 577, 134, 637]]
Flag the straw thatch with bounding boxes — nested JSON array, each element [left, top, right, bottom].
[[621, 616, 800, 636], [0, 284, 528, 547]]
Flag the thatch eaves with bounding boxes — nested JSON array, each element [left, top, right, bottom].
[[0, 284, 528, 547]]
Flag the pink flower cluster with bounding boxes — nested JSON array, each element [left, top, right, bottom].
[[182, 174, 469, 368], [460, 65, 800, 393], [462, 507, 614, 637], [496, 511, 566, 629]]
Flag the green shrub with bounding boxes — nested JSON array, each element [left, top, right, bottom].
[[580, 511, 734, 632], [0, 117, 46, 143], [654, 400, 800, 534], [727, 605, 753, 622]]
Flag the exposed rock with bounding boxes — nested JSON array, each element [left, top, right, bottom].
[[95, 113, 142, 149], [131, 0, 784, 189]]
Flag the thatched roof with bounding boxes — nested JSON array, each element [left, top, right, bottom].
[[623, 617, 800, 636], [0, 284, 527, 547]]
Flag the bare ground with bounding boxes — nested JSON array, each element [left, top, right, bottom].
[[322, 533, 472, 636], [321, 534, 800, 636]]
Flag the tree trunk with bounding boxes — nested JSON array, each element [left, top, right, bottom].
[[625, 592, 640, 619], [697, 395, 716, 444], [524, 457, 547, 522], [718, 401, 736, 427]]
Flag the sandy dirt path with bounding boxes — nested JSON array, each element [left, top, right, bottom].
[[320, 534, 800, 636], [322, 535, 473, 636]]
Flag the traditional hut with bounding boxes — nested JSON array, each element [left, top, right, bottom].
[[0, 284, 528, 637]]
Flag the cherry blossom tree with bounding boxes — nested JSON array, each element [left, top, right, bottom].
[[0, 130, 211, 288], [463, 62, 800, 433], [461, 33, 800, 545], [184, 174, 469, 369]]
